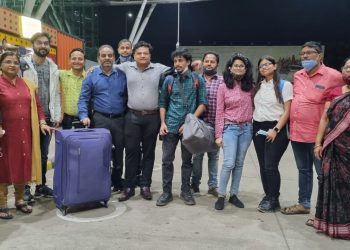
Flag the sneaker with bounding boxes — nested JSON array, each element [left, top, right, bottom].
[[215, 196, 225, 210], [35, 185, 54, 198], [228, 195, 244, 208], [23, 186, 34, 203], [191, 184, 200, 194], [258, 197, 281, 213], [156, 193, 173, 206], [180, 191, 196, 205], [208, 187, 219, 197]]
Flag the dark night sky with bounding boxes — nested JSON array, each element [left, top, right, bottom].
[[99, 0, 350, 68]]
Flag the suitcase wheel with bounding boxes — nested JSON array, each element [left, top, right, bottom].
[[61, 206, 68, 216], [103, 201, 108, 208]]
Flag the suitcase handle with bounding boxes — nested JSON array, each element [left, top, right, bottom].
[[73, 129, 95, 133]]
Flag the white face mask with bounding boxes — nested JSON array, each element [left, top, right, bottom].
[[175, 66, 189, 75]]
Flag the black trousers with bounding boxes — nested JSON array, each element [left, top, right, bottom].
[[161, 133, 193, 194], [124, 111, 160, 188], [93, 112, 125, 189], [62, 113, 84, 129], [252, 120, 289, 198]]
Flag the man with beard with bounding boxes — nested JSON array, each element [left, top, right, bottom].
[[191, 52, 223, 197], [78, 45, 127, 192], [157, 48, 207, 206], [21, 32, 61, 201]]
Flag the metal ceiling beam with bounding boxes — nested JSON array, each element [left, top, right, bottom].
[[34, 0, 52, 20], [23, 0, 36, 16], [133, 3, 157, 45]]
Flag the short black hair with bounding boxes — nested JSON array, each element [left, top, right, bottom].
[[171, 48, 192, 62], [301, 41, 323, 53], [117, 39, 132, 48], [30, 32, 51, 44], [132, 41, 152, 55], [202, 51, 219, 64], [69, 48, 85, 59]]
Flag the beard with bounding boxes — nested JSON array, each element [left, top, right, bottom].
[[33, 47, 49, 58]]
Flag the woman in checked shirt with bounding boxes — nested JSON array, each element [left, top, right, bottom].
[[214, 53, 254, 210]]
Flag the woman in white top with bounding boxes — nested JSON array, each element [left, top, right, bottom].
[[253, 55, 293, 213]]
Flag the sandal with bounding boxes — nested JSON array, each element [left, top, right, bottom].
[[281, 204, 310, 215], [15, 202, 33, 214], [0, 207, 14, 219], [305, 218, 314, 227]]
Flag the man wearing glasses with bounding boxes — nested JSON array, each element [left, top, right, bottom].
[[21, 32, 61, 201], [281, 41, 343, 215]]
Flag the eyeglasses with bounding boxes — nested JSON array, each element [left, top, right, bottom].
[[1, 60, 19, 66], [259, 62, 273, 69], [232, 64, 245, 69], [34, 41, 50, 46], [299, 51, 319, 57]]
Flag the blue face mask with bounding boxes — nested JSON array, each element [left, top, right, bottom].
[[302, 60, 318, 72]]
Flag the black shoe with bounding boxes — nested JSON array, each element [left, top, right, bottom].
[[228, 195, 244, 208], [180, 191, 196, 205], [23, 186, 34, 203], [215, 196, 225, 210], [191, 184, 200, 194], [37, 185, 54, 198], [118, 188, 135, 202], [112, 186, 123, 194], [258, 196, 280, 213], [140, 187, 152, 200], [156, 193, 173, 206]]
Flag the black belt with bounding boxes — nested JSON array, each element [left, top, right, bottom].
[[129, 108, 159, 116], [95, 111, 124, 119]]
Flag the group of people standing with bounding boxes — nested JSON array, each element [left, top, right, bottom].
[[0, 35, 349, 240]]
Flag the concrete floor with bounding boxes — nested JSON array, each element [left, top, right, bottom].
[[0, 137, 349, 250]]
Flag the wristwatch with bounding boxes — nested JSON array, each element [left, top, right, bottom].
[[273, 127, 280, 133]]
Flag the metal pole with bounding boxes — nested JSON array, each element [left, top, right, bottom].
[[133, 3, 157, 45], [176, 0, 180, 48], [129, 0, 148, 43]]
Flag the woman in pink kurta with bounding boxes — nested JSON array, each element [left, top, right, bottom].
[[0, 51, 51, 219]]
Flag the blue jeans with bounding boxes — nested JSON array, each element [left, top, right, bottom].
[[291, 141, 322, 209], [218, 123, 252, 196], [192, 149, 219, 189]]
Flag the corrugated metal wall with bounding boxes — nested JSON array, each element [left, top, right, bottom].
[[57, 32, 84, 69]]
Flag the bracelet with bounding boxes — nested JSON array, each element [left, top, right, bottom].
[[314, 144, 322, 149]]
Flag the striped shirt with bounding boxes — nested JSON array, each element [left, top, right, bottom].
[[215, 82, 253, 138]]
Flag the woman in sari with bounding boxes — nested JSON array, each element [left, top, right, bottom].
[[310, 57, 350, 238], [0, 51, 52, 219]]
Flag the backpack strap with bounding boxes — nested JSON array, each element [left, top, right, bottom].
[[279, 79, 285, 102]]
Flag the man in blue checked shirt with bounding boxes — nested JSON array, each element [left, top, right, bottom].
[[78, 45, 127, 190], [157, 48, 208, 207]]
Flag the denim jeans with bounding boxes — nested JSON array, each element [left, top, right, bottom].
[[192, 149, 219, 189], [218, 123, 252, 196], [161, 133, 192, 194], [291, 141, 322, 209]]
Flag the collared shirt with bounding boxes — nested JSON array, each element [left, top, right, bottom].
[[215, 82, 253, 138], [78, 66, 127, 119], [253, 79, 293, 122], [202, 74, 224, 126], [59, 69, 86, 116], [159, 71, 208, 134], [116, 61, 169, 110], [290, 64, 343, 143]]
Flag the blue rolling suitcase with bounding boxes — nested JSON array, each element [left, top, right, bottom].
[[53, 128, 112, 215]]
